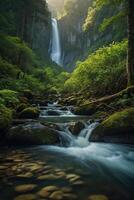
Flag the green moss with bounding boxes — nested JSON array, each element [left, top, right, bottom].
[[0, 89, 19, 108], [103, 108, 134, 128], [90, 107, 134, 144], [19, 107, 40, 119], [0, 104, 12, 133], [16, 103, 29, 113]]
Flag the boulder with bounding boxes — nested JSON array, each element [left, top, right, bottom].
[[7, 122, 60, 145], [16, 103, 29, 113], [69, 121, 85, 135], [90, 108, 134, 144], [19, 107, 40, 119]]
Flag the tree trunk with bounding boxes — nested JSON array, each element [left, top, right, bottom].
[[127, 0, 134, 85]]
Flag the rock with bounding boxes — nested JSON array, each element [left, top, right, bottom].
[[14, 194, 36, 200], [61, 187, 72, 193], [15, 184, 37, 193], [71, 180, 85, 185], [0, 104, 12, 136], [16, 103, 29, 113], [38, 189, 50, 198], [16, 172, 33, 178], [68, 121, 85, 135], [88, 194, 109, 200], [90, 108, 134, 144], [47, 110, 60, 116], [42, 186, 59, 192], [66, 174, 79, 179], [49, 191, 64, 199], [7, 122, 60, 145], [19, 107, 40, 119], [37, 174, 59, 180]]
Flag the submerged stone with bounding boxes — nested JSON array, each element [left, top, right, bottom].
[[88, 194, 109, 200], [15, 184, 37, 193], [49, 191, 64, 199], [14, 194, 36, 200]]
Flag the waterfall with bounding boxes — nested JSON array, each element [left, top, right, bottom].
[[50, 18, 62, 66]]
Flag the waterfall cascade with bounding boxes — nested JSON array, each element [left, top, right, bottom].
[[50, 18, 62, 66]]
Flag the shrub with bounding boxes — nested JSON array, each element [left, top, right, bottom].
[[0, 89, 19, 107], [0, 104, 12, 134], [64, 40, 127, 97]]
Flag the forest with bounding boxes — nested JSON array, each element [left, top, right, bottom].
[[0, 0, 134, 200]]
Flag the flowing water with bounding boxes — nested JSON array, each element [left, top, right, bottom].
[[50, 18, 62, 66], [0, 103, 134, 200]]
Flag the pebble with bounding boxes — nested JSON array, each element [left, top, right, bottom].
[[16, 172, 33, 178], [14, 194, 36, 200], [38, 189, 50, 198], [88, 195, 109, 200], [49, 191, 64, 200], [42, 185, 59, 192], [37, 174, 58, 180], [15, 184, 37, 193]]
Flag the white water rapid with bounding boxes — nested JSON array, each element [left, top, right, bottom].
[[50, 18, 61, 66]]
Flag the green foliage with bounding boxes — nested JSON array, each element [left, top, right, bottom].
[[83, 0, 127, 32], [0, 35, 37, 72], [0, 104, 12, 133], [0, 89, 19, 107], [0, 57, 21, 78], [64, 40, 127, 96]]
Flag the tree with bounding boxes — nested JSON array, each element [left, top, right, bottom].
[[84, 0, 134, 86], [127, 0, 134, 85]]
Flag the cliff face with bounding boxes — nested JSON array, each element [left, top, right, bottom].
[[21, 1, 52, 63], [59, 0, 127, 72]]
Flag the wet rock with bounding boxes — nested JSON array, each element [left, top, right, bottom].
[[49, 191, 64, 199], [88, 194, 109, 200], [16, 172, 33, 178], [7, 122, 60, 145], [38, 188, 50, 198], [66, 174, 80, 179], [15, 184, 37, 193], [71, 180, 85, 185], [61, 187, 72, 192], [37, 174, 58, 180], [14, 194, 37, 200], [40, 186, 59, 192], [69, 121, 85, 135]]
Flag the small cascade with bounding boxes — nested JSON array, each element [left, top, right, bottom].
[[39, 102, 99, 148], [50, 18, 62, 66], [71, 122, 99, 148]]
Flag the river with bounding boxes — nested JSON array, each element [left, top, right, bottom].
[[0, 103, 134, 200]]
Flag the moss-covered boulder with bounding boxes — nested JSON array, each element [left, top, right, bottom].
[[90, 108, 134, 144], [0, 104, 12, 135], [16, 103, 29, 113], [7, 122, 60, 145], [75, 103, 97, 115], [0, 89, 19, 108], [19, 107, 40, 119]]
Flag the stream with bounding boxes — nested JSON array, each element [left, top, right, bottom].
[[0, 103, 134, 200]]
